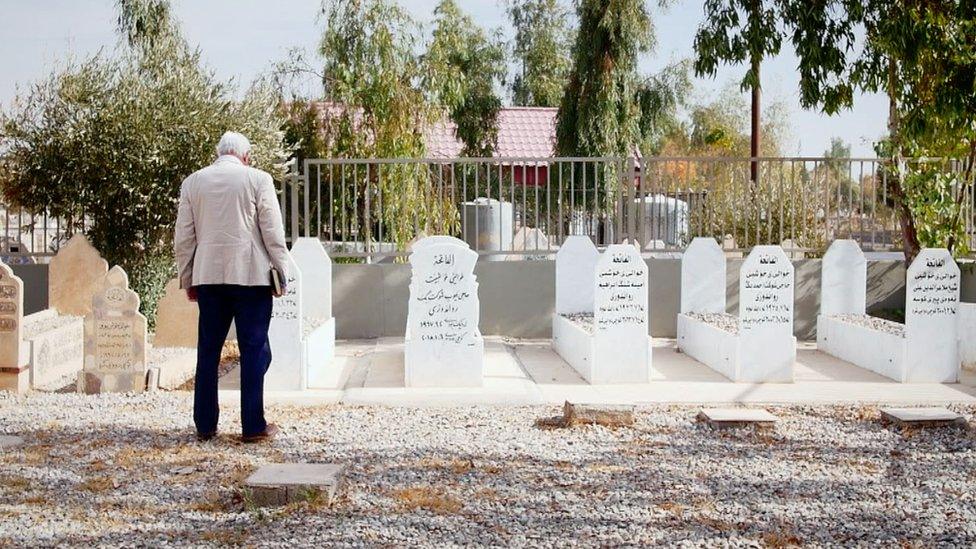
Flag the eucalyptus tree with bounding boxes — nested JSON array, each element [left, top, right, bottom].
[[0, 0, 287, 323], [423, 0, 507, 157], [506, 0, 575, 107]]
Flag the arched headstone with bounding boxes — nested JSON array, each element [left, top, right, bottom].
[[153, 278, 199, 348], [79, 266, 147, 393], [592, 244, 650, 383], [404, 236, 483, 387], [738, 245, 795, 382], [49, 235, 109, 317], [292, 238, 333, 320], [555, 236, 599, 315], [820, 240, 867, 316]]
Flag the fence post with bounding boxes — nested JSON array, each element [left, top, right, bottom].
[[624, 157, 637, 245]]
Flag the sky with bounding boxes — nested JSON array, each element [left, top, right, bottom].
[[0, 0, 888, 158]]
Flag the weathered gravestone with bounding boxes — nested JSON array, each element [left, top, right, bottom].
[[680, 237, 725, 314], [291, 237, 337, 389], [49, 234, 109, 317], [554, 235, 600, 316], [738, 246, 795, 382], [508, 227, 552, 260], [905, 248, 960, 382], [591, 244, 651, 383], [0, 263, 28, 392], [267, 253, 304, 391], [404, 236, 484, 387], [79, 266, 148, 393], [153, 278, 198, 348]]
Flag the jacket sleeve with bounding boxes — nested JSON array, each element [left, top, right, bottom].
[[174, 179, 197, 290], [256, 173, 291, 283]]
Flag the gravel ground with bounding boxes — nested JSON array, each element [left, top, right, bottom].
[[686, 312, 739, 335], [562, 313, 594, 334], [1, 393, 975, 547], [831, 314, 906, 337]]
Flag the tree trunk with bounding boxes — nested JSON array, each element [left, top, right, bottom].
[[750, 55, 761, 185], [887, 58, 920, 264]]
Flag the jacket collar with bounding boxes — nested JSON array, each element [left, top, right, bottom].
[[215, 154, 244, 166]]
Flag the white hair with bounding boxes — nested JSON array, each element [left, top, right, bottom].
[[216, 131, 252, 157]]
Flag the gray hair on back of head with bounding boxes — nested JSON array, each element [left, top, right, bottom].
[[216, 131, 252, 157]]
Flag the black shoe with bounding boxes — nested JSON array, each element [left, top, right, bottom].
[[197, 431, 217, 442]]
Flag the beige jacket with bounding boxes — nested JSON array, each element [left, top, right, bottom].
[[174, 155, 290, 289]]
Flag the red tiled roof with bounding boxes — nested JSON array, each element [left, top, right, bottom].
[[425, 107, 557, 158]]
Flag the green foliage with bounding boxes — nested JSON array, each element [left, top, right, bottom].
[[693, 0, 784, 91], [0, 0, 288, 326], [317, 0, 458, 249], [423, 0, 507, 157], [507, 0, 575, 107]]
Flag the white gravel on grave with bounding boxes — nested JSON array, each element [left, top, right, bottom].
[[21, 314, 81, 340], [685, 312, 739, 335], [1, 392, 975, 547], [303, 316, 330, 338], [831, 314, 906, 337]]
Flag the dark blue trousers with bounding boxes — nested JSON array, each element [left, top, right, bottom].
[[194, 284, 273, 437]]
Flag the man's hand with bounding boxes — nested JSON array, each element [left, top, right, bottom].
[[272, 284, 286, 298], [186, 287, 198, 302]]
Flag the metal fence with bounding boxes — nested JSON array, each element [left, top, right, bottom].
[[282, 156, 976, 261], [2, 156, 973, 263]]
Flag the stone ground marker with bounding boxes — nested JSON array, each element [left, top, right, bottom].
[[0, 435, 25, 450], [79, 266, 148, 393], [267, 253, 304, 391], [0, 263, 28, 392], [245, 463, 345, 507], [905, 248, 960, 382], [555, 235, 600, 315], [697, 408, 779, 429], [49, 234, 109, 317], [405, 236, 483, 387], [880, 407, 965, 427], [738, 245, 795, 382], [680, 237, 726, 314], [153, 278, 198, 348], [820, 239, 866, 316], [562, 401, 636, 427]]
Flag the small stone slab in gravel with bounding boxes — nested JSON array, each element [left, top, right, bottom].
[[563, 401, 635, 427], [881, 407, 965, 427], [0, 435, 25, 449], [698, 408, 778, 429], [245, 463, 345, 507]]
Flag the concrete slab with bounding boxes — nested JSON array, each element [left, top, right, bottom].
[[0, 435, 24, 449], [880, 407, 965, 427], [245, 463, 344, 507], [698, 408, 778, 428]]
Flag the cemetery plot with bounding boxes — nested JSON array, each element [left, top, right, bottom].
[[79, 266, 148, 394], [552, 238, 652, 384], [817, 244, 961, 382], [404, 236, 484, 387], [678, 241, 796, 382], [0, 263, 28, 393]]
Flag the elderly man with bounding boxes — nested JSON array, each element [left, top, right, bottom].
[[175, 131, 289, 443]]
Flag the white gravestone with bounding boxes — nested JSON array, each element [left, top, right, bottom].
[[508, 227, 552, 260], [905, 249, 960, 382], [404, 236, 484, 387], [267, 253, 304, 391], [592, 244, 651, 383], [680, 237, 726, 314], [738, 246, 795, 382], [291, 237, 338, 389], [79, 266, 147, 393], [820, 240, 867, 316], [555, 236, 600, 315]]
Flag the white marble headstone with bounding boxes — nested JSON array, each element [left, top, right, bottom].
[[291, 237, 333, 320], [593, 244, 650, 383], [905, 248, 960, 382], [82, 266, 147, 392], [555, 236, 600, 315], [820, 240, 867, 316], [405, 236, 483, 387], [680, 237, 726, 314], [267, 253, 304, 391], [509, 227, 551, 260], [738, 246, 795, 382], [0, 263, 24, 369]]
